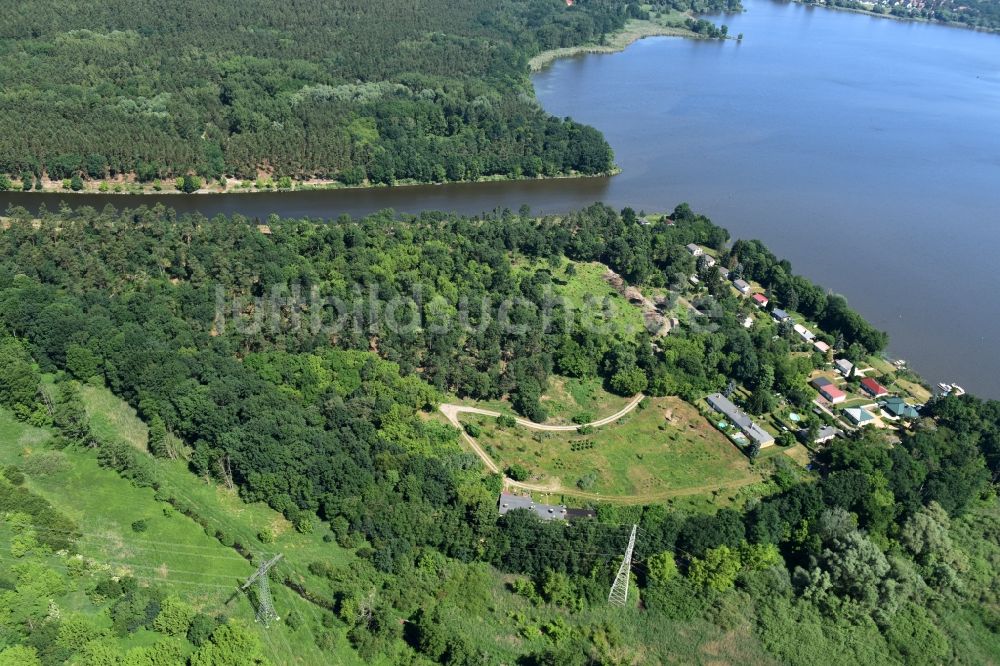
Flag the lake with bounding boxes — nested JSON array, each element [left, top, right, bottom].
[[3, 0, 999, 396]]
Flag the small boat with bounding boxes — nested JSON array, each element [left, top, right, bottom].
[[951, 385, 965, 396], [937, 382, 952, 393]]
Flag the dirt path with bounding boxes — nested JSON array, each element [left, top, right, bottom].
[[440, 395, 762, 503]]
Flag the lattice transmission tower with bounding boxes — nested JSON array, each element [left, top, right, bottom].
[[608, 525, 637, 607], [241, 553, 284, 626]]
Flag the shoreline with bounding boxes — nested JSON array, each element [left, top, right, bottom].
[[5, 19, 705, 198], [786, 0, 1000, 34], [4, 167, 621, 197], [529, 17, 711, 72]]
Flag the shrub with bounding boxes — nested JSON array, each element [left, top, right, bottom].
[[506, 464, 529, 481], [131, 519, 148, 533]]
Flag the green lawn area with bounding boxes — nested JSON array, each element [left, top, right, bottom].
[[512, 256, 646, 340], [452, 374, 635, 427], [538, 375, 633, 425], [0, 390, 366, 666], [469, 396, 763, 498]]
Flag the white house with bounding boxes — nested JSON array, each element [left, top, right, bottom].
[[835, 358, 854, 377], [733, 279, 751, 295], [686, 243, 703, 257]]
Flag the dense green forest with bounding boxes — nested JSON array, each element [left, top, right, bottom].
[[0, 0, 690, 187], [0, 203, 997, 663]]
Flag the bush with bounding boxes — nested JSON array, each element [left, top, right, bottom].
[[463, 423, 481, 437], [506, 464, 529, 482], [496, 414, 517, 428], [131, 519, 148, 533], [1, 465, 24, 486]]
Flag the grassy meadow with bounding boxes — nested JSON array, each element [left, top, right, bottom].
[[0, 388, 366, 666], [468, 396, 765, 499]]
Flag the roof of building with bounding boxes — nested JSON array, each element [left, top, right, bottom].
[[813, 340, 831, 353], [498, 493, 567, 520], [686, 243, 702, 254], [811, 377, 845, 400], [860, 377, 888, 396], [881, 396, 919, 418], [752, 293, 769, 304], [794, 323, 816, 341], [565, 507, 596, 520], [771, 308, 790, 321], [844, 407, 876, 424], [814, 425, 841, 443], [733, 279, 750, 291], [835, 358, 854, 374], [706, 393, 775, 446]]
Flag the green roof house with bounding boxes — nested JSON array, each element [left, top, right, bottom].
[[844, 407, 876, 426], [880, 396, 919, 419]]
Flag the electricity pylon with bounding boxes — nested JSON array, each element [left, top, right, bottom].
[[608, 525, 637, 607], [242, 554, 284, 626]]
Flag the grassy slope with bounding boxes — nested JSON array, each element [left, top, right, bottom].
[[470, 396, 766, 498], [0, 395, 365, 666]]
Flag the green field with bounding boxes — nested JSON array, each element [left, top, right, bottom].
[[469, 396, 765, 499], [0, 390, 366, 665], [513, 256, 647, 341]]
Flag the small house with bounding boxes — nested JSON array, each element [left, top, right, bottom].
[[860, 377, 889, 398], [813, 425, 841, 444], [751, 293, 769, 308], [700, 254, 717, 268], [733, 279, 751, 295], [689, 275, 700, 286], [844, 407, 876, 427], [811, 377, 846, 404], [880, 396, 919, 419], [813, 340, 831, 354], [771, 308, 791, 323], [835, 359, 854, 377], [794, 323, 816, 342], [706, 393, 775, 448], [717, 266, 730, 280], [686, 243, 703, 257]]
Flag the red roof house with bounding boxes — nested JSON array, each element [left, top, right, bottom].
[[811, 377, 846, 404], [860, 377, 889, 398], [752, 293, 769, 307]]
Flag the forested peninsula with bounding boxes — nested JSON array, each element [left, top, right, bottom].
[[0, 203, 996, 663], [0, 0, 737, 194]]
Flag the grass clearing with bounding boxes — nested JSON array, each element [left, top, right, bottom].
[[470, 396, 764, 498], [0, 389, 365, 665]]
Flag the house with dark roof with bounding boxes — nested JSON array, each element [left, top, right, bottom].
[[771, 308, 791, 323], [812, 425, 841, 444], [706, 393, 775, 447], [811, 377, 846, 404], [880, 396, 919, 419], [860, 377, 889, 398]]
